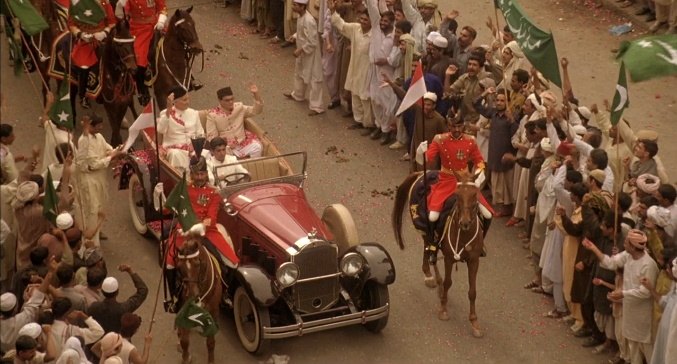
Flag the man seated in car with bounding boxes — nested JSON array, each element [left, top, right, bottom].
[[207, 137, 249, 187], [157, 86, 204, 171]]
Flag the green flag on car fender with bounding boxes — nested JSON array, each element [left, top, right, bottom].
[[616, 35, 677, 82], [495, 0, 562, 87], [165, 172, 199, 231], [175, 297, 218, 337]]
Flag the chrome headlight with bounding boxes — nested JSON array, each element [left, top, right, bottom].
[[340, 253, 364, 277], [276, 262, 300, 288]]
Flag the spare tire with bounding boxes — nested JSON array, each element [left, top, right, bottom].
[[322, 204, 359, 255]]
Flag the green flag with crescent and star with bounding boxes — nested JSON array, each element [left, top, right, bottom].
[[495, 0, 562, 87], [616, 35, 677, 82], [69, 0, 105, 26], [49, 78, 74, 130], [175, 297, 219, 337], [609, 62, 628, 126], [42, 169, 59, 225], [165, 172, 199, 231]]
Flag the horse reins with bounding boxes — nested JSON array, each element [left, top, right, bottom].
[[177, 246, 216, 303], [102, 37, 137, 103]]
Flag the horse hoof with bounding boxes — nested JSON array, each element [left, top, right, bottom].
[[471, 328, 484, 338], [438, 311, 450, 321], [424, 276, 437, 288]]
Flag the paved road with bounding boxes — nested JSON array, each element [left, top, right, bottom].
[[2, 0, 675, 363]]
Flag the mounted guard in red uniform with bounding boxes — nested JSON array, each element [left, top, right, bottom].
[[68, 0, 117, 108], [115, 0, 167, 106]]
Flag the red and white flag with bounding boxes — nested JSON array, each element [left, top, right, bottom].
[[123, 100, 155, 152], [395, 61, 427, 116]]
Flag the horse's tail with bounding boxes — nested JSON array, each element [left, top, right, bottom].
[[392, 172, 422, 250]]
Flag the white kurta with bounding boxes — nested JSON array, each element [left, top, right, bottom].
[[0, 290, 45, 353], [295, 11, 323, 84], [75, 133, 114, 246], [366, 0, 396, 132], [401, 0, 425, 54], [41, 119, 76, 171], [0, 145, 18, 184], [157, 107, 204, 170], [207, 154, 249, 187], [331, 12, 371, 100], [600, 251, 659, 344]]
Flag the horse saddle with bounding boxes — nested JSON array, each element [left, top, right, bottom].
[[48, 32, 103, 97], [410, 171, 457, 234]]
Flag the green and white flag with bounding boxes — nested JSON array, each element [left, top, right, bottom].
[[495, 0, 562, 87], [69, 0, 105, 26], [165, 173, 199, 231], [42, 169, 59, 225], [617, 35, 677, 82], [7, 0, 49, 36], [610, 62, 628, 126], [175, 297, 219, 337], [49, 79, 74, 130]]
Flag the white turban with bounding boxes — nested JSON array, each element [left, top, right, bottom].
[[540, 138, 554, 153], [14, 181, 39, 208], [432, 36, 448, 49], [0, 292, 17, 311], [637, 174, 660, 194], [426, 31, 441, 43], [647, 205, 671, 228], [626, 229, 647, 250], [572, 125, 587, 136], [56, 213, 74, 230], [102, 277, 119, 294], [502, 41, 524, 59], [18, 323, 42, 339], [423, 92, 437, 103]]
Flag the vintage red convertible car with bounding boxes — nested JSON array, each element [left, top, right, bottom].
[[118, 119, 396, 353]]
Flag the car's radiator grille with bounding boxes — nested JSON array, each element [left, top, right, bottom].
[[292, 243, 340, 313]]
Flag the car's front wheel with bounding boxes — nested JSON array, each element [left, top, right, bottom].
[[361, 281, 390, 333], [233, 286, 270, 354]]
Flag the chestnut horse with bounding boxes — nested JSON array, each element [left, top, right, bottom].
[[392, 171, 485, 338], [150, 7, 203, 110], [174, 237, 222, 364]]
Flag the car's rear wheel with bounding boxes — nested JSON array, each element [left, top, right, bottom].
[[128, 174, 149, 236], [361, 281, 390, 333], [233, 286, 270, 354], [322, 203, 359, 255]]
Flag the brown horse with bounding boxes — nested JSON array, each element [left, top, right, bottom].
[[99, 18, 139, 146], [392, 171, 485, 338], [151, 7, 203, 110], [174, 237, 222, 364]]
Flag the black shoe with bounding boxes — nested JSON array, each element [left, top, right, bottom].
[[380, 131, 394, 145], [347, 122, 364, 130], [360, 127, 376, 136], [327, 100, 340, 109], [80, 98, 90, 109], [280, 41, 293, 48], [369, 129, 382, 140], [646, 14, 656, 22], [189, 80, 203, 91], [635, 7, 650, 15], [573, 328, 592, 338], [582, 337, 605, 347]]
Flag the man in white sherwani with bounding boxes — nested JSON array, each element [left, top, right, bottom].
[[157, 87, 204, 171], [75, 114, 125, 246], [283, 0, 326, 116]]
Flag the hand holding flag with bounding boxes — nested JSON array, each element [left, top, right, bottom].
[[395, 61, 427, 116], [123, 100, 155, 152]]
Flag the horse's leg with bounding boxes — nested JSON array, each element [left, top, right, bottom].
[[106, 104, 124, 147], [422, 241, 436, 288], [178, 328, 191, 363], [467, 257, 483, 338], [206, 328, 215, 364], [438, 256, 453, 321]]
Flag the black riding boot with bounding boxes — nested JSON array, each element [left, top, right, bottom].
[[165, 268, 179, 313], [135, 67, 150, 106], [78, 67, 90, 109], [425, 220, 439, 265]]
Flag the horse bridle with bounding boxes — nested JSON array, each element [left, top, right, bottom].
[[177, 246, 215, 303]]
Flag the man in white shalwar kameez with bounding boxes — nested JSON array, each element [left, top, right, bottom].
[[284, 0, 325, 115], [157, 87, 204, 171], [321, 0, 341, 108], [75, 114, 125, 246], [330, 0, 374, 130], [207, 138, 250, 188], [583, 229, 659, 364], [365, 0, 396, 144]]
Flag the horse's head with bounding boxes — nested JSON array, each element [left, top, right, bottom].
[[453, 170, 479, 231], [176, 237, 204, 300], [108, 18, 137, 72], [168, 7, 203, 55]]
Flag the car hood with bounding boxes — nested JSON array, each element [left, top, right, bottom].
[[229, 183, 332, 251]]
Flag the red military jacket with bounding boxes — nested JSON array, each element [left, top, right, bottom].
[[188, 183, 220, 227], [125, 0, 167, 25], [68, 0, 117, 34], [426, 132, 485, 174]]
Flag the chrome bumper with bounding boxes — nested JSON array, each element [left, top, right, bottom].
[[262, 303, 389, 339]]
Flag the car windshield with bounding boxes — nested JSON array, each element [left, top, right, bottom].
[[213, 151, 307, 191]]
